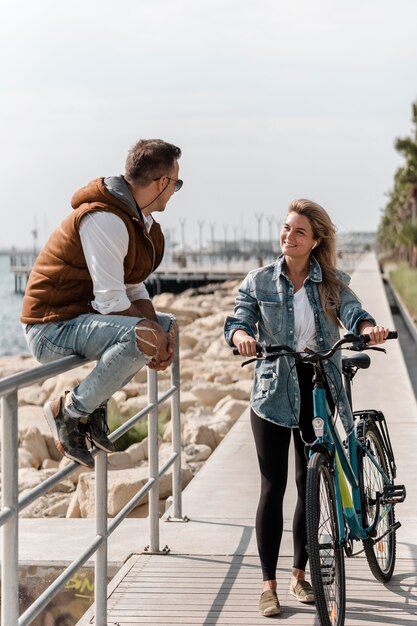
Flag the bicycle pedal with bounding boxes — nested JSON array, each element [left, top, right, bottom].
[[382, 484, 406, 504]]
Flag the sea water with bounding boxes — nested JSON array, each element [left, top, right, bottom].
[[0, 255, 30, 356]]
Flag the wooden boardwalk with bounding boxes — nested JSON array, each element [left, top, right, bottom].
[[100, 554, 417, 625], [77, 254, 417, 625]]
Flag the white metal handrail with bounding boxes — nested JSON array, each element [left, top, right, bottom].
[[0, 338, 182, 626]]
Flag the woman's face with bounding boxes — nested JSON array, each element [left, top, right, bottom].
[[280, 212, 317, 261]]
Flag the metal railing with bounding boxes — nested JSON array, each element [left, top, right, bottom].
[[0, 338, 183, 626]]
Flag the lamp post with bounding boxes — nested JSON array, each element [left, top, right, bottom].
[[223, 224, 229, 265], [179, 218, 186, 268], [255, 212, 263, 266], [209, 222, 215, 268], [198, 220, 204, 267], [266, 215, 274, 259]]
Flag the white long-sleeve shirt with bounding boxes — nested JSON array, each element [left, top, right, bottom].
[[79, 211, 153, 314]]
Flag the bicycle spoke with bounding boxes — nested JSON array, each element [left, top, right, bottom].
[[307, 452, 345, 626]]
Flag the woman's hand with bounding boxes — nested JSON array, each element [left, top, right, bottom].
[[358, 323, 390, 346], [232, 330, 258, 356]]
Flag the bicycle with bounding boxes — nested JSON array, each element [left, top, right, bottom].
[[234, 331, 406, 626]]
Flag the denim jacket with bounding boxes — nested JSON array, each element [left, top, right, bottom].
[[224, 255, 375, 434]]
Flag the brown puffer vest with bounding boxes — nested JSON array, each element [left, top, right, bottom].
[[21, 177, 164, 324]]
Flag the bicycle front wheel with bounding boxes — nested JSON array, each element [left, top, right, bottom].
[[358, 419, 396, 582], [306, 452, 346, 626]]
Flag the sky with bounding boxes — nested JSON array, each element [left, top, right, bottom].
[[1, 0, 417, 251]]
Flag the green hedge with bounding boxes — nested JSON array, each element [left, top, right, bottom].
[[390, 263, 417, 321]]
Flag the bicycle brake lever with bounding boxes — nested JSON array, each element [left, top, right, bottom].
[[241, 352, 280, 367], [241, 356, 259, 367], [367, 346, 387, 354]]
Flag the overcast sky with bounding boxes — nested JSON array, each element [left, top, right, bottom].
[[1, 0, 416, 250]]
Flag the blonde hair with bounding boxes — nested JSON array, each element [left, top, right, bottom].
[[287, 199, 351, 325]]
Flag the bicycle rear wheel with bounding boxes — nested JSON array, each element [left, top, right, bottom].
[[358, 419, 396, 582], [306, 452, 346, 626]]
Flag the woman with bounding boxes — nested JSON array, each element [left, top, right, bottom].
[[224, 199, 389, 617]]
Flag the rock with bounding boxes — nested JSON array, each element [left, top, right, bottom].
[[0, 355, 38, 378], [111, 390, 127, 405], [183, 443, 212, 462], [116, 396, 150, 420], [107, 451, 133, 471], [18, 405, 62, 462], [18, 448, 38, 468], [18, 468, 74, 495], [18, 384, 49, 407], [183, 409, 235, 448], [153, 294, 176, 309], [180, 391, 199, 412], [66, 491, 82, 518], [59, 457, 93, 484], [75, 465, 192, 517], [20, 493, 74, 518], [125, 439, 148, 464], [191, 383, 249, 405], [121, 382, 147, 399], [213, 396, 248, 421], [41, 459, 60, 470], [179, 334, 199, 349], [20, 426, 50, 467], [41, 363, 95, 402]]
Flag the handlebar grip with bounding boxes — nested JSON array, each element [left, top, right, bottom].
[[361, 330, 398, 343], [232, 342, 262, 356]]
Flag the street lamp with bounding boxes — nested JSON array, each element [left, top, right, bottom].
[[209, 222, 215, 267], [198, 220, 204, 267], [255, 212, 263, 266], [179, 218, 186, 268]]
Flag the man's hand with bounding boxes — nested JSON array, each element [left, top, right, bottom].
[[135, 319, 170, 360]]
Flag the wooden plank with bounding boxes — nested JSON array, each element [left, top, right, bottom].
[[99, 554, 417, 626]]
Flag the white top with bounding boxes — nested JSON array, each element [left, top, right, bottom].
[[293, 286, 318, 352], [79, 211, 152, 314]]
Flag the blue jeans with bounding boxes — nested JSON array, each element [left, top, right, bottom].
[[25, 312, 174, 417]]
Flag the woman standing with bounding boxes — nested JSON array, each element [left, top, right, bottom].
[[224, 199, 389, 616]]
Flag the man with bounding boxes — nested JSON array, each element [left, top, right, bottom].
[[21, 138, 181, 468]]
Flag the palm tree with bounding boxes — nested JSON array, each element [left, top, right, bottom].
[[378, 100, 417, 265]]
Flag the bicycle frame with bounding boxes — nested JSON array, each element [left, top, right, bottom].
[[310, 362, 388, 545]]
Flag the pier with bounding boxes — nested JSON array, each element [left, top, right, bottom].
[[13, 253, 417, 625]]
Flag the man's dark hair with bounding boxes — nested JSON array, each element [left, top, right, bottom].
[[125, 139, 181, 186]]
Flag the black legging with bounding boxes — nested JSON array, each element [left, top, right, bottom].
[[251, 362, 331, 581]]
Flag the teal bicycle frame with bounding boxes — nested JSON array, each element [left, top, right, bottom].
[[310, 363, 380, 545]]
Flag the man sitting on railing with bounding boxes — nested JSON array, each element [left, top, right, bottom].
[[20, 138, 181, 468]]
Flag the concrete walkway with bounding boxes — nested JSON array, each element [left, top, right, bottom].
[[74, 253, 417, 625]]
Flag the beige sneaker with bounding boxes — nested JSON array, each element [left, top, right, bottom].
[[290, 579, 315, 603], [259, 589, 281, 616]]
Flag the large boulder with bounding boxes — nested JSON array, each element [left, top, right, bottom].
[[18, 405, 62, 462], [213, 396, 248, 421], [20, 493, 74, 518], [20, 426, 50, 467], [190, 382, 250, 405], [74, 464, 193, 518]]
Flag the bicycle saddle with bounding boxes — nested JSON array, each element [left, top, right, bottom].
[[341, 353, 371, 369]]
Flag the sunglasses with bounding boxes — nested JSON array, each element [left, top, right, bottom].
[[154, 176, 183, 192]]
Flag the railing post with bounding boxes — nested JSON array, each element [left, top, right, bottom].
[[94, 445, 108, 626], [147, 368, 160, 552], [171, 337, 183, 520], [1, 391, 19, 626]]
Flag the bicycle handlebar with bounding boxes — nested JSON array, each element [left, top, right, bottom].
[[232, 330, 397, 364]]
